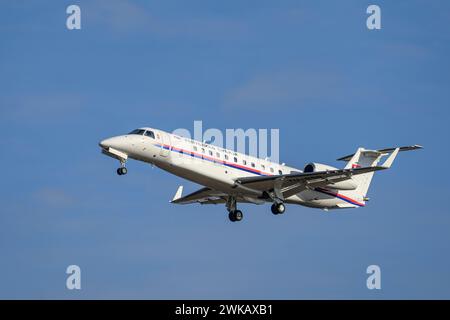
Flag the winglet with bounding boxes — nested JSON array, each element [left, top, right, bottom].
[[171, 186, 183, 202], [381, 148, 400, 168]]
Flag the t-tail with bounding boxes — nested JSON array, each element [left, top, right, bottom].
[[336, 145, 422, 207]]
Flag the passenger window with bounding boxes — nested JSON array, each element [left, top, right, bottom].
[[270, 168, 274, 173], [225, 155, 229, 160], [278, 170, 283, 175], [201, 148, 205, 153], [261, 164, 265, 170], [193, 146, 198, 151], [251, 162, 255, 168], [243, 160, 247, 165], [234, 157, 238, 163], [216, 152, 220, 158]]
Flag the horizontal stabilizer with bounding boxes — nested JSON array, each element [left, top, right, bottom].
[[337, 145, 423, 161]]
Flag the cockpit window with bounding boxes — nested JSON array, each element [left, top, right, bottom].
[[145, 130, 155, 139], [129, 129, 146, 135]]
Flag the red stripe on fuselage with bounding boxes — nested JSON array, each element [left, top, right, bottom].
[[315, 187, 365, 207], [157, 143, 273, 176]]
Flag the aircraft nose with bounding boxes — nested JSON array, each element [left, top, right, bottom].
[[99, 138, 113, 149], [99, 136, 128, 150]]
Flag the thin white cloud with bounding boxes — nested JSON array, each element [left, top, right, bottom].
[[222, 69, 347, 111], [86, 0, 248, 39], [87, 0, 153, 32], [0, 93, 84, 122], [33, 188, 74, 208]]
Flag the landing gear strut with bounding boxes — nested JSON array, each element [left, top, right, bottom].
[[271, 202, 285, 215], [226, 196, 243, 222]]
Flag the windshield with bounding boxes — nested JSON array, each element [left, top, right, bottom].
[[128, 129, 146, 135]]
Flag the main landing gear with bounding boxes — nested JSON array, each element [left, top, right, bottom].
[[228, 210, 243, 222], [226, 196, 243, 222], [271, 202, 285, 215], [225, 197, 286, 222]]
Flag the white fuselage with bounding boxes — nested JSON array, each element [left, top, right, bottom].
[[99, 127, 363, 209]]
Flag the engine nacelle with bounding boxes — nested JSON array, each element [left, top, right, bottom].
[[304, 162, 338, 173], [303, 162, 357, 190]]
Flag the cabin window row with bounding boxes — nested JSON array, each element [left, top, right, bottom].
[[189, 145, 282, 174]]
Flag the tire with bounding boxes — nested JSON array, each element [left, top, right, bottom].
[[271, 203, 285, 215], [117, 168, 123, 175], [234, 210, 243, 221], [271, 204, 279, 215], [228, 211, 236, 222]]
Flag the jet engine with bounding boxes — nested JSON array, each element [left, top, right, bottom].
[[303, 162, 338, 173], [303, 162, 358, 190]]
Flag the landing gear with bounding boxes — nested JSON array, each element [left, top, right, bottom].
[[116, 160, 128, 176], [117, 167, 127, 175], [228, 210, 243, 222], [271, 202, 285, 215], [226, 196, 243, 222]]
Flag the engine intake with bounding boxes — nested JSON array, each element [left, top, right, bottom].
[[303, 163, 357, 190], [304, 162, 338, 173]]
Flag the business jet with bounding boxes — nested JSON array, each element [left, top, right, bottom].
[[99, 127, 421, 222]]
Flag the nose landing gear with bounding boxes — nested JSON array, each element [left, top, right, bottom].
[[116, 160, 128, 175], [117, 167, 127, 175]]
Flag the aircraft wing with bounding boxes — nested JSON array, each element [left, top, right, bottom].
[[171, 186, 227, 205], [234, 146, 401, 199], [235, 165, 387, 198], [171, 166, 389, 205], [170, 186, 267, 205], [171, 148, 402, 204]]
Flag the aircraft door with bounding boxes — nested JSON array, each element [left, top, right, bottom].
[[159, 132, 171, 157]]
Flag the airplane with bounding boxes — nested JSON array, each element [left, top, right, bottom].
[[99, 127, 422, 222]]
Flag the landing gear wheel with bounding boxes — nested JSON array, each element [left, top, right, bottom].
[[277, 203, 285, 214], [228, 210, 243, 222], [234, 210, 243, 221], [117, 167, 127, 175], [271, 203, 285, 215]]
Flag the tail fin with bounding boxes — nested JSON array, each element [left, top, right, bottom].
[[338, 145, 422, 202]]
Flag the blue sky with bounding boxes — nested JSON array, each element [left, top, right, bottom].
[[1, 0, 449, 299]]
